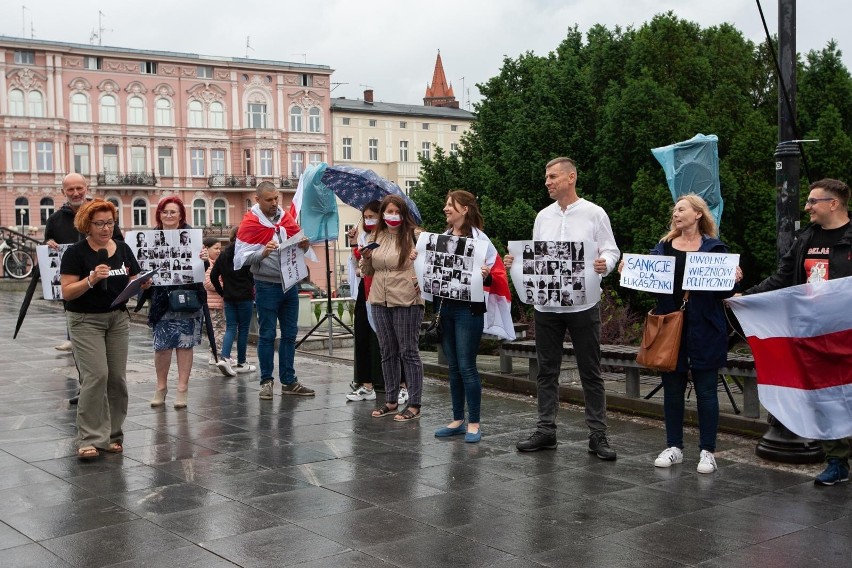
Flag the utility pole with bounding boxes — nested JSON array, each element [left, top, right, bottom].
[[756, 0, 824, 464]]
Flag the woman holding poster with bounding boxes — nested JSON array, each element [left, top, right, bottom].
[[147, 196, 204, 410], [432, 190, 506, 443], [638, 194, 740, 474], [360, 195, 423, 421]]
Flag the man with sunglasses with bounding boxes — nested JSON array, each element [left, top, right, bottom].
[[745, 178, 852, 486], [45, 173, 124, 402]]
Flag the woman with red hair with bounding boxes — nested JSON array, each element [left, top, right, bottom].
[[60, 199, 147, 458], [148, 196, 205, 409]]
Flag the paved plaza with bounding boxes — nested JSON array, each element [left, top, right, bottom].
[[0, 290, 849, 567]]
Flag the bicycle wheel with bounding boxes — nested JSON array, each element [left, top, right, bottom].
[[4, 250, 33, 279]]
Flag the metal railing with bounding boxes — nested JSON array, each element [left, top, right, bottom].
[[208, 174, 257, 188], [96, 172, 158, 186], [279, 175, 299, 189]]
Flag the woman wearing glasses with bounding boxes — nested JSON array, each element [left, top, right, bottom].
[[148, 196, 205, 409], [60, 199, 148, 459]]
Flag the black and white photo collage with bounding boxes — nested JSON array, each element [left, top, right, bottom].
[[126, 229, 205, 286], [421, 233, 479, 302], [35, 244, 71, 300], [517, 240, 588, 306]]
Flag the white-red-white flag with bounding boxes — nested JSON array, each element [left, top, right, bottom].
[[727, 276, 852, 439]]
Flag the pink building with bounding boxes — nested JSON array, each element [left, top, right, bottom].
[[1, 36, 336, 285]]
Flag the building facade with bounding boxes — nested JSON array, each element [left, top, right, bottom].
[[330, 89, 474, 196], [0, 36, 332, 245]]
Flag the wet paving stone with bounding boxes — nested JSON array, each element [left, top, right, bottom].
[[1, 293, 849, 567]]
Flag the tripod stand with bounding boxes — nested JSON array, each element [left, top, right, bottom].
[[295, 238, 353, 355]]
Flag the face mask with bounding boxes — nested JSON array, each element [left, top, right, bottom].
[[363, 218, 378, 232], [384, 213, 402, 227]]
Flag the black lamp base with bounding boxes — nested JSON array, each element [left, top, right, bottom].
[[755, 414, 825, 464]]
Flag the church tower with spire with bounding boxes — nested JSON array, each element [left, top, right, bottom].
[[424, 50, 459, 108]]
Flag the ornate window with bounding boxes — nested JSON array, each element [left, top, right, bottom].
[[27, 91, 44, 117], [193, 198, 207, 226], [40, 197, 55, 225], [127, 96, 145, 125], [9, 89, 25, 116], [212, 198, 227, 225], [130, 147, 146, 173], [100, 94, 117, 123], [36, 142, 53, 172], [158, 147, 173, 177], [11, 141, 29, 171], [308, 107, 321, 133], [188, 100, 204, 128], [289, 106, 303, 132], [14, 197, 30, 226], [73, 144, 90, 175], [211, 149, 225, 175], [291, 152, 304, 177], [132, 198, 148, 227], [191, 149, 205, 177], [209, 102, 224, 129], [155, 98, 172, 126], [247, 103, 266, 129], [71, 93, 89, 122]]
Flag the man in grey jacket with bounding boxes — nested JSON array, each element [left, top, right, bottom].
[[236, 182, 315, 400]]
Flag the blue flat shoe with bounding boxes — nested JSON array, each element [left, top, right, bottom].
[[465, 429, 482, 443], [435, 424, 466, 437]]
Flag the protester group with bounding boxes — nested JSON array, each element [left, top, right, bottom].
[[44, 158, 851, 487]]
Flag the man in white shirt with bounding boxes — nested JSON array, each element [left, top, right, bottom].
[[505, 157, 620, 459]]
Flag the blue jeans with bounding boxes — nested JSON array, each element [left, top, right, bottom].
[[661, 369, 719, 452], [440, 302, 483, 423], [255, 281, 298, 385], [222, 299, 254, 364]]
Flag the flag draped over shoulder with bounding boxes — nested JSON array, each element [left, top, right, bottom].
[[234, 204, 301, 270], [727, 276, 852, 440], [473, 228, 515, 341], [484, 255, 516, 341]]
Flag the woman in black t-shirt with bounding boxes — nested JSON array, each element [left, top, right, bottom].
[[60, 199, 146, 459]]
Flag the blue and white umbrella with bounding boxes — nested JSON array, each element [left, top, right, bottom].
[[321, 164, 422, 224]]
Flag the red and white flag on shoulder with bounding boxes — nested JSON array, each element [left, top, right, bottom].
[[726, 276, 852, 440]]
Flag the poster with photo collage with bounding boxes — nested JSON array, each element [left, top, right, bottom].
[[36, 244, 72, 300], [125, 229, 205, 286], [507, 240, 599, 307], [414, 232, 488, 303]]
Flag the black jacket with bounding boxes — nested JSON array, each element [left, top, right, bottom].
[[44, 203, 123, 244], [745, 221, 852, 294], [209, 242, 255, 302]]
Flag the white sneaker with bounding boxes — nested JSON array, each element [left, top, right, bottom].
[[697, 450, 717, 474], [216, 358, 236, 377], [208, 356, 217, 365], [234, 363, 256, 374], [397, 387, 409, 406], [346, 386, 376, 401], [55, 340, 72, 351], [654, 447, 684, 468]]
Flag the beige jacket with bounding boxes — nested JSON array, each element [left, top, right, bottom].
[[361, 229, 424, 307]]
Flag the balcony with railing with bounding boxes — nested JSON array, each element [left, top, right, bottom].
[[97, 172, 158, 186], [208, 174, 257, 188], [279, 176, 299, 189]]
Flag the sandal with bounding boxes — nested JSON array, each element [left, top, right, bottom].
[[77, 446, 99, 459], [104, 442, 123, 453], [394, 407, 421, 422], [371, 404, 398, 418]]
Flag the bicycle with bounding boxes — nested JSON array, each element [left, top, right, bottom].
[[0, 238, 34, 279]]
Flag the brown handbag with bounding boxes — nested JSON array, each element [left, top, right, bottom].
[[636, 292, 689, 372]]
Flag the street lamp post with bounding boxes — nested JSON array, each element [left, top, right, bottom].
[[755, 0, 824, 464]]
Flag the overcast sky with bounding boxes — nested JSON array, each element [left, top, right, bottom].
[[2, 1, 849, 109]]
